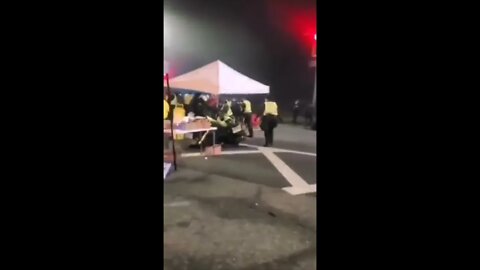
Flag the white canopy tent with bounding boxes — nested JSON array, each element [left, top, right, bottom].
[[163, 60, 269, 95]]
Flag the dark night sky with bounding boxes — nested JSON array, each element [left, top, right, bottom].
[[164, 0, 316, 110]]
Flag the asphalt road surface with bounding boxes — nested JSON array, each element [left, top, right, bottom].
[[173, 124, 317, 191], [164, 124, 317, 270]]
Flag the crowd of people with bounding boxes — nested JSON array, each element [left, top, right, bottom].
[[164, 92, 279, 147]]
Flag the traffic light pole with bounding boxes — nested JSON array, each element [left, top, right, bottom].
[[311, 34, 317, 107], [312, 35, 317, 128], [312, 65, 316, 106]]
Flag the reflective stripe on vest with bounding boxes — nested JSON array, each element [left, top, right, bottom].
[[263, 101, 278, 116], [243, 100, 252, 113]]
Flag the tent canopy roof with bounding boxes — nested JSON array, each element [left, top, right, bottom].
[[164, 60, 269, 95]]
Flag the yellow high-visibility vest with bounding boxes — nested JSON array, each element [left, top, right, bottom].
[[164, 99, 170, 120], [173, 104, 186, 124], [263, 101, 278, 116], [173, 104, 186, 140], [243, 100, 252, 113]]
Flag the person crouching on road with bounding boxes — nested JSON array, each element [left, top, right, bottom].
[[260, 96, 278, 147], [207, 107, 243, 145]]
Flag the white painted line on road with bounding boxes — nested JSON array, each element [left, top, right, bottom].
[[240, 143, 316, 157], [181, 150, 261, 158], [164, 201, 190, 208], [179, 144, 317, 196], [282, 184, 316, 195], [259, 148, 315, 195], [270, 148, 316, 157]]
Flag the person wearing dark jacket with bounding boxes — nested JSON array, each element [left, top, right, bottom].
[[305, 104, 314, 127], [292, 99, 300, 124], [231, 98, 243, 124]]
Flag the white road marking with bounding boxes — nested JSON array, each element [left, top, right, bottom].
[[239, 143, 316, 156], [271, 148, 316, 157], [178, 144, 317, 196], [164, 162, 172, 179], [282, 184, 316, 195], [259, 148, 316, 195], [181, 150, 261, 158], [164, 201, 190, 208]]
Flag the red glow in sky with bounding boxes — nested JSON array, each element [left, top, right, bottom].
[[265, 0, 316, 48]]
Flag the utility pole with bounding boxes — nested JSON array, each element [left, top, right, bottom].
[[312, 66, 316, 106], [311, 33, 317, 107]]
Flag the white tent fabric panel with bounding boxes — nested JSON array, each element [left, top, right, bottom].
[[164, 61, 220, 93], [164, 60, 269, 95], [218, 61, 269, 94]]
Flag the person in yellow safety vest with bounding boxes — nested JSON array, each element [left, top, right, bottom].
[[172, 100, 186, 124], [260, 96, 279, 147], [164, 98, 170, 120], [242, 98, 254, 137]]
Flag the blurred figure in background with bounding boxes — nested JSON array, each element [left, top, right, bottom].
[[231, 98, 244, 124], [183, 93, 194, 114], [205, 96, 219, 118], [305, 103, 314, 127], [190, 93, 206, 117], [292, 99, 300, 124]]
